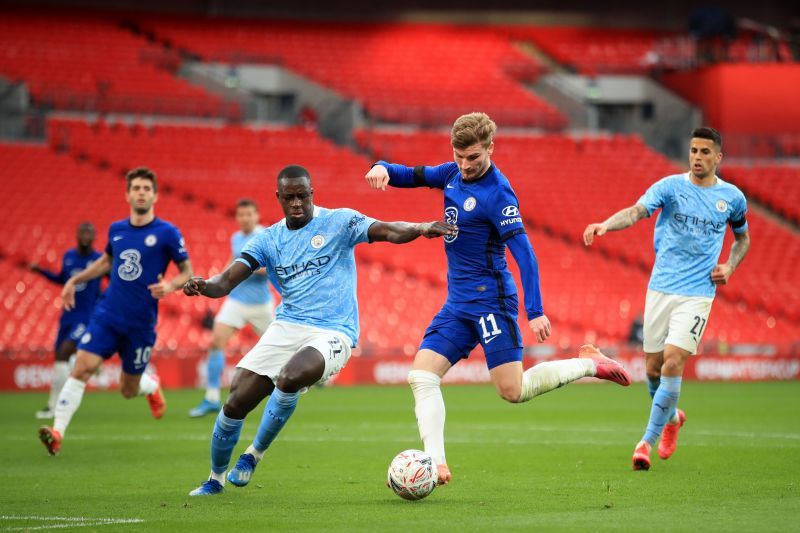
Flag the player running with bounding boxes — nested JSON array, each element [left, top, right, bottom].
[[185, 164, 456, 496], [365, 112, 631, 486], [38, 167, 194, 456], [30, 222, 102, 419], [583, 127, 750, 470], [189, 199, 274, 418]]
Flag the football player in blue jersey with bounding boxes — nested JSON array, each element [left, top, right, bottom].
[[189, 199, 275, 418], [366, 112, 631, 485], [30, 222, 102, 419], [184, 164, 456, 496], [583, 127, 750, 470], [38, 167, 194, 456]]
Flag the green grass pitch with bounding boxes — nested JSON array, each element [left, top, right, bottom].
[[2, 381, 799, 531]]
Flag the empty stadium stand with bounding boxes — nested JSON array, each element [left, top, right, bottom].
[[135, 16, 565, 128], [0, 11, 235, 118]]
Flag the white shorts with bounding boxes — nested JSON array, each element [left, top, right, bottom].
[[215, 298, 274, 335], [643, 289, 714, 355], [236, 320, 353, 384]]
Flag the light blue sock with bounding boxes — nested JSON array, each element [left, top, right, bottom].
[[252, 388, 299, 453], [207, 349, 225, 390], [648, 376, 677, 420], [210, 411, 243, 474], [642, 376, 682, 445]]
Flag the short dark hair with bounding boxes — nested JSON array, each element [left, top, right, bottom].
[[126, 167, 158, 192], [692, 127, 722, 150], [277, 164, 311, 184], [236, 198, 258, 210], [77, 221, 95, 233]]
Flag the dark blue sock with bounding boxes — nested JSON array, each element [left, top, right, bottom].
[[253, 388, 299, 452], [210, 411, 243, 474]]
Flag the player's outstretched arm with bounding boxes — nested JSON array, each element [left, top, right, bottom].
[[62, 253, 112, 310], [368, 221, 457, 244], [149, 259, 194, 299], [583, 204, 648, 246], [712, 229, 750, 285], [183, 260, 253, 298]]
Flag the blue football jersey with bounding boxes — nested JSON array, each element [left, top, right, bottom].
[[63, 248, 103, 318], [38, 248, 103, 321], [381, 161, 526, 305], [638, 173, 748, 297], [94, 218, 189, 328], [237, 206, 375, 346], [228, 226, 272, 305]]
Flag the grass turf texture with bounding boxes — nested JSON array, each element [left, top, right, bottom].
[[2, 382, 799, 532]]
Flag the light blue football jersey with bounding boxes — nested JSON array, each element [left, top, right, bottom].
[[638, 173, 748, 298], [228, 225, 273, 305], [237, 206, 376, 346]]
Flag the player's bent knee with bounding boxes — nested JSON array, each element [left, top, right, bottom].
[[498, 383, 522, 404]]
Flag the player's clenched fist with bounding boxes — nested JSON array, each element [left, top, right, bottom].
[[528, 315, 552, 343], [183, 276, 207, 296], [582, 223, 607, 246], [365, 165, 391, 191]]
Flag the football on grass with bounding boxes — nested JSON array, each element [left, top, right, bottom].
[[387, 449, 438, 500]]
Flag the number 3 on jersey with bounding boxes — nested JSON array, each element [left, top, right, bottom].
[[479, 314, 502, 343]]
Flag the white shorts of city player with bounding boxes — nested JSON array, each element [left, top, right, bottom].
[[643, 289, 713, 354], [236, 320, 352, 384]]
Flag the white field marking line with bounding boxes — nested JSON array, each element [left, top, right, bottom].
[[0, 516, 144, 531], [6, 427, 800, 448]]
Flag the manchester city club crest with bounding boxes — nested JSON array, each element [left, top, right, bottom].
[[716, 199, 728, 212], [463, 197, 477, 211], [311, 234, 325, 249]]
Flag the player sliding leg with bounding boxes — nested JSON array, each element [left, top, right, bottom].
[[409, 343, 630, 485], [39, 349, 165, 456], [633, 344, 689, 470]]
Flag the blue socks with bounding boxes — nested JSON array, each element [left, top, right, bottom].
[[207, 349, 225, 389], [210, 411, 244, 474], [253, 388, 300, 453], [642, 376, 682, 445], [647, 376, 677, 421]]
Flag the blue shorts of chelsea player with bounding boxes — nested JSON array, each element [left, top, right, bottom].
[[55, 315, 89, 352], [77, 313, 157, 375], [419, 297, 523, 370]]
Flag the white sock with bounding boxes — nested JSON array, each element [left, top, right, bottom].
[[54, 377, 86, 436], [210, 470, 226, 484], [518, 358, 594, 402], [408, 370, 446, 466], [205, 388, 221, 404], [48, 361, 70, 411], [245, 444, 263, 462], [138, 373, 158, 396]]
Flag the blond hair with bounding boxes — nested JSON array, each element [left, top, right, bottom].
[[450, 112, 496, 150]]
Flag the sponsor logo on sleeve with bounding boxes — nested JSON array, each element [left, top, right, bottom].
[[500, 205, 522, 226]]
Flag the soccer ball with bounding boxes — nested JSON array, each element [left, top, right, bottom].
[[387, 449, 438, 500]]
